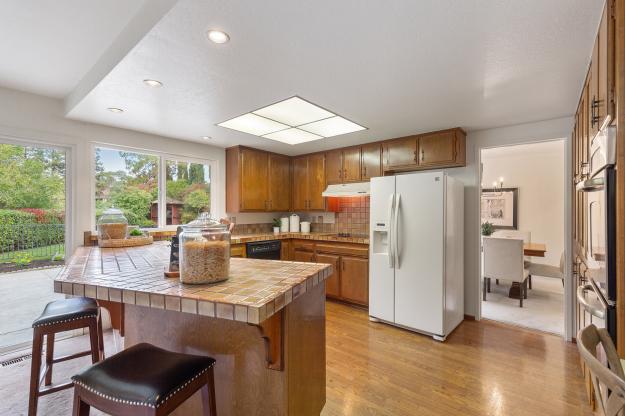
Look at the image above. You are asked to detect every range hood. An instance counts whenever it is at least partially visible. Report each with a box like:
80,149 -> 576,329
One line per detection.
322,182 -> 370,197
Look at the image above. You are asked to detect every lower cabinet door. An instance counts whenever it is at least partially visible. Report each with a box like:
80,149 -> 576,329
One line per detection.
293,250 -> 314,262
340,256 -> 369,306
316,253 -> 340,298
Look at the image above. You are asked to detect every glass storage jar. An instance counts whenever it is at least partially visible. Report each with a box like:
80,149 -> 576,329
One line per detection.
97,208 -> 128,240
179,212 -> 230,284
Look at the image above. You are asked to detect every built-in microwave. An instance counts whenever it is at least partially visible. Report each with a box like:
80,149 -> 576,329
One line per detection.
576,125 -> 616,340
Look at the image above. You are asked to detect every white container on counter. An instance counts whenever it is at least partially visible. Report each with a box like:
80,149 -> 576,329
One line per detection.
280,217 -> 289,232
300,221 -> 311,233
289,214 -> 300,232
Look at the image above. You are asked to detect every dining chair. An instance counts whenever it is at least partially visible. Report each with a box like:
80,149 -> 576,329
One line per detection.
493,230 -> 532,284
482,237 -> 529,307
527,252 -> 565,287
578,324 -> 625,416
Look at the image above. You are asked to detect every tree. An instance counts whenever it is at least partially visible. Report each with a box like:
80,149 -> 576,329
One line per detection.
112,187 -> 154,226
188,163 -> 205,184
182,189 -> 210,223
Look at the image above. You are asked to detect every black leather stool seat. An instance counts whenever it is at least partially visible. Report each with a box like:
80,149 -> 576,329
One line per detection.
72,343 -> 216,409
32,297 -> 99,328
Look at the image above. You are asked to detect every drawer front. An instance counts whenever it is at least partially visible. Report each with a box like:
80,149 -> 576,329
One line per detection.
315,243 -> 368,257
231,244 -> 246,258
292,240 -> 315,252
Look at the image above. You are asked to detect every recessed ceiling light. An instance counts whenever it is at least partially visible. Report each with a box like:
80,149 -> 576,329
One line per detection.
107,107 -> 124,113
207,30 -> 230,44
143,79 -> 163,87
218,113 -> 289,136
201,136 -> 212,140
263,128 -> 323,145
298,116 -> 366,137
216,96 -> 366,145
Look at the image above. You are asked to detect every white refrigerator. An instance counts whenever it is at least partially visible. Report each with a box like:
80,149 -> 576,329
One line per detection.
369,171 -> 464,341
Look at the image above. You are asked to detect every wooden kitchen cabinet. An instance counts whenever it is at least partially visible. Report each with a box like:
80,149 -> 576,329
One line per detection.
316,253 -> 341,298
339,256 -> 369,306
325,147 -> 362,184
268,154 -> 291,211
307,153 -> 326,210
361,142 -> 382,180
325,150 -> 343,185
342,147 -> 362,182
280,240 -> 290,260
240,148 -> 268,210
231,244 -> 246,258
383,135 -> 418,171
417,130 -> 461,167
291,154 -> 326,211
226,146 -> 291,212
293,249 -> 315,263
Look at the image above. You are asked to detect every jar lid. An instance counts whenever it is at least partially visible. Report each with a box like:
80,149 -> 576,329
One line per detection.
102,207 -> 124,216
183,212 -> 227,231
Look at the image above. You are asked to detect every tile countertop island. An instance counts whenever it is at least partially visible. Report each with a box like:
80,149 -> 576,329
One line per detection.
54,242 -> 332,416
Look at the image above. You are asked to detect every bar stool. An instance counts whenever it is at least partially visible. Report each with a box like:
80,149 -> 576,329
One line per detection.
28,297 -> 104,416
71,342 -> 217,416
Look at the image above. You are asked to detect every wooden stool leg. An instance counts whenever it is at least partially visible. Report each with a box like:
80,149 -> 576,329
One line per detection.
201,368 -> 217,416
97,313 -> 105,360
45,333 -> 55,386
72,388 -> 90,416
88,321 -> 100,364
28,328 -> 44,416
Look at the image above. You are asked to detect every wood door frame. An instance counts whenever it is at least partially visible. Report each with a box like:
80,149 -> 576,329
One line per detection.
476,138 -> 573,341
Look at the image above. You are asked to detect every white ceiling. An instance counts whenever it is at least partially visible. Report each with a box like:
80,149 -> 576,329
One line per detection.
0,0 -> 605,155
0,0 -> 148,98
482,140 -> 566,160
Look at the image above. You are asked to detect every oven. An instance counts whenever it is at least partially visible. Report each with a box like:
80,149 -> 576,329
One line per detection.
576,125 -> 617,341
246,240 -> 281,260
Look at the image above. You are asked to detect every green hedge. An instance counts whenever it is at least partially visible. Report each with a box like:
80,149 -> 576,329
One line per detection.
0,210 -> 64,252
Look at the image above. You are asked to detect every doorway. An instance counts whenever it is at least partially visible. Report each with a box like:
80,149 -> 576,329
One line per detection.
0,140 -> 69,353
479,140 -> 566,335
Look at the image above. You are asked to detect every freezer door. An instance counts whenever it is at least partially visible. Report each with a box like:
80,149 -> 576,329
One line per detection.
369,176 -> 396,322
394,172 -> 444,334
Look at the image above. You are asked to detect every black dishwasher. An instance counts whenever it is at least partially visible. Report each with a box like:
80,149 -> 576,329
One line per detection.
246,240 -> 281,260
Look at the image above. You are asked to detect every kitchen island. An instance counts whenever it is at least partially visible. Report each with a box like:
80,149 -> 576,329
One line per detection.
54,242 -> 332,416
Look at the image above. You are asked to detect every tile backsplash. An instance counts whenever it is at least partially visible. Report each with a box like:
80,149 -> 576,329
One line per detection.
231,196 -> 370,236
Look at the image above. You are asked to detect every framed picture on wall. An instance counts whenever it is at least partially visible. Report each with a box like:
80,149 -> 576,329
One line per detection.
480,188 -> 518,230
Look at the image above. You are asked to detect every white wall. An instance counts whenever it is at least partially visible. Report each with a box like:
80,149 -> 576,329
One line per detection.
481,141 -> 565,266
442,116 -> 573,321
0,87 -> 226,252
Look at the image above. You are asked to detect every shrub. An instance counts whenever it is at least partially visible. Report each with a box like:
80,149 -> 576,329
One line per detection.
13,252 -> 32,267
481,222 -> 495,236
0,210 -> 64,252
0,209 -> 36,225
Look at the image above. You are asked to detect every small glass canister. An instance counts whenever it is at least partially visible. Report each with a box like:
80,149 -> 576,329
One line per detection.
179,212 -> 230,284
97,208 -> 128,240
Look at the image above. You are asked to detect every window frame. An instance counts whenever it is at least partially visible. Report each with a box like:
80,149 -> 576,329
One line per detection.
91,143 -> 218,231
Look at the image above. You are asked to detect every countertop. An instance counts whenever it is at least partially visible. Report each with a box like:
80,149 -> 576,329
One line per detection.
231,232 -> 369,245
54,242 -> 332,325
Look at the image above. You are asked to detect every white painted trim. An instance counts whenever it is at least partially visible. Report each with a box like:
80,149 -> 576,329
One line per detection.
90,141 -> 220,229
476,137 -> 572,341
0,134 -> 75,260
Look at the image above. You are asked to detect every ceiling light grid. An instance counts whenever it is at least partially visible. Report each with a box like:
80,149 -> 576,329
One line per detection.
217,96 -> 366,145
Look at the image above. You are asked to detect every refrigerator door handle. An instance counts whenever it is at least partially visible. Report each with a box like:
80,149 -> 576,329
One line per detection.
387,193 -> 395,268
394,193 -> 401,268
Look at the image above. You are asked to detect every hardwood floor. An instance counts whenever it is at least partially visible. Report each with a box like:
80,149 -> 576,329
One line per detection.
323,301 -> 593,416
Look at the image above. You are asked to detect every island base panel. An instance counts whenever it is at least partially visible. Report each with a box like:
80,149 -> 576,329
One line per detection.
124,284 -> 326,416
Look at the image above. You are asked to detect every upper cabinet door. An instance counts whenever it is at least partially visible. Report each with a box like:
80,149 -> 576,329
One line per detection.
240,149 -> 268,210
361,142 -> 381,180
384,136 -> 418,171
292,156 -> 309,211
417,131 -> 456,167
589,38 -> 600,138
268,153 -> 291,211
307,153 -> 326,210
325,150 -> 343,185
598,3 -> 611,128
342,147 -> 362,183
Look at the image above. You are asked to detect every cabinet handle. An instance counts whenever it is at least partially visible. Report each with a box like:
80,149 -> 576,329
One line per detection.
363,165 -> 367,177
342,260 -> 345,272
421,149 -> 425,162
413,150 -> 418,163
591,97 -> 600,127
339,169 -> 342,179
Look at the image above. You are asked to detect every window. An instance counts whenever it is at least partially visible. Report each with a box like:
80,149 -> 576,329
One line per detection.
94,146 -> 213,229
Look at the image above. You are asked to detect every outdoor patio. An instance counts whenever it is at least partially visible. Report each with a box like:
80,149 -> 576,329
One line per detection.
0,267 -> 64,351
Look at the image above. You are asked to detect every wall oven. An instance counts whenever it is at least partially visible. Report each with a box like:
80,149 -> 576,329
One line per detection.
576,125 -> 617,341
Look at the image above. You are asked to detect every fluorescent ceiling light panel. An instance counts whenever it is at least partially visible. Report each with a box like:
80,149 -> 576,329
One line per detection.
217,96 -> 367,145
253,97 -> 334,126
299,116 -> 366,137
218,113 -> 289,136
263,128 -> 323,145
